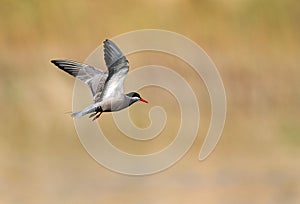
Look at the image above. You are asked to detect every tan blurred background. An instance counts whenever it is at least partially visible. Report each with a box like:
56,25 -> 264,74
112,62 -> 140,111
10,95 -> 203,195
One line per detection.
0,0 -> 299,203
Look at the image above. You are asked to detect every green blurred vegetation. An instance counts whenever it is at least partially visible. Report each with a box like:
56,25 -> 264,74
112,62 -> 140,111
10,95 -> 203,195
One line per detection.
0,0 -> 299,203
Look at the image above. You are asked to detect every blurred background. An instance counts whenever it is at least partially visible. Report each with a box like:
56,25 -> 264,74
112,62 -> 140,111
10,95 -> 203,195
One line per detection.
0,0 -> 299,203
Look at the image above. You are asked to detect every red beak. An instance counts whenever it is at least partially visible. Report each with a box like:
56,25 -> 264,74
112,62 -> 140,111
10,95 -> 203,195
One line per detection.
140,97 -> 148,103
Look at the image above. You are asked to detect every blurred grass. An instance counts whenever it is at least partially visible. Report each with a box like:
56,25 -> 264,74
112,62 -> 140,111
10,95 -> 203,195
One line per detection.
0,0 -> 299,203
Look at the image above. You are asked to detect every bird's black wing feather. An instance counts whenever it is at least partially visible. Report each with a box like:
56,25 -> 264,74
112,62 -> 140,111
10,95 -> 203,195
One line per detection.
51,60 -> 103,82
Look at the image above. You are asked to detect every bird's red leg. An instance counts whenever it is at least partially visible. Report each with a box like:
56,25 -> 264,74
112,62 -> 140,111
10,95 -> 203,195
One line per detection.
92,111 -> 102,121
89,112 -> 97,118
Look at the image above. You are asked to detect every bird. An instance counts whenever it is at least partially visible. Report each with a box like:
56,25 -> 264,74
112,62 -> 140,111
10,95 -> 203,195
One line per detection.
51,39 -> 148,121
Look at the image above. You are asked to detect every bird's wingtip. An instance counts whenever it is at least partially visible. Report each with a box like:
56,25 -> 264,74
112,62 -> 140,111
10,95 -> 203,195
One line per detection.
50,59 -> 58,65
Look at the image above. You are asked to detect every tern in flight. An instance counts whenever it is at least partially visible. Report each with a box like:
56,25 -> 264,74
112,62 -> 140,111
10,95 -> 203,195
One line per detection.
51,39 -> 148,121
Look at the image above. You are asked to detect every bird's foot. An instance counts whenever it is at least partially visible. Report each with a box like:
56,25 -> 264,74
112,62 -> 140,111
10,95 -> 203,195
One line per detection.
91,112 -> 102,121
89,112 -> 98,118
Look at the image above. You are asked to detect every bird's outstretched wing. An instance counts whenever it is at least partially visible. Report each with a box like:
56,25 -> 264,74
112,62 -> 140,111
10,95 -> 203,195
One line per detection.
51,60 -> 108,102
99,39 -> 129,101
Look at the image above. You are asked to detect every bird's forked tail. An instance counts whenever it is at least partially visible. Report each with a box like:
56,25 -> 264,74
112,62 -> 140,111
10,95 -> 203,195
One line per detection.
71,103 -> 102,118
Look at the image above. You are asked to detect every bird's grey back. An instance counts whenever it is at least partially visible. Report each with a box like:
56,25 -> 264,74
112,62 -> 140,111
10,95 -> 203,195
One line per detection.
91,73 -> 108,102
